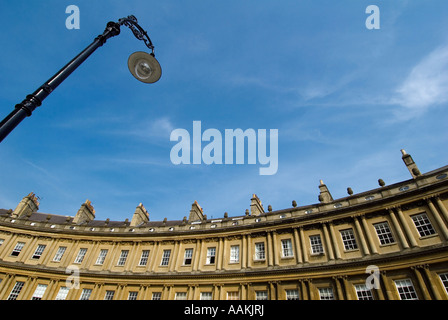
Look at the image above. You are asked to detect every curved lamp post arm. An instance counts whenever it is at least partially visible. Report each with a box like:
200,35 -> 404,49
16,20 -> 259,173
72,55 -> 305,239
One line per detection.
119,15 -> 156,55
0,15 -> 160,143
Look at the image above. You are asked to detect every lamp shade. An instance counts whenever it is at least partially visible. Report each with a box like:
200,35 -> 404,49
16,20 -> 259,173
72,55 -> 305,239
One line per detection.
127,51 -> 162,83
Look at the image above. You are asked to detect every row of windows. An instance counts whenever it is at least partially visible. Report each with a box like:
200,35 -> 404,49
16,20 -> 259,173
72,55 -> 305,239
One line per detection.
0,213 -> 439,267
6,273 -> 448,300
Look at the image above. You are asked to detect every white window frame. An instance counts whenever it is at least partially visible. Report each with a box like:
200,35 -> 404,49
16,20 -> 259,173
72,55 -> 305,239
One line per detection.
285,289 -> 299,300
340,229 -> 358,251
160,249 -> 171,266
206,247 -> 216,264
183,248 -> 193,265
374,222 -> 395,245
53,246 -> 66,262
128,291 -> 138,300
254,242 -> 265,260
55,287 -> 70,300
318,287 -> 334,300
230,245 -> 240,263
95,249 -> 108,265
281,239 -> 293,257
227,291 -> 239,300
74,248 -> 87,264
31,284 -> 48,300
175,292 -> 187,300
32,244 -> 46,259
411,213 -> 436,237
152,292 -> 162,300
439,273 -> 448,296
79,288 -> 92,300
104,290 -> 115,300
11,242 -> 25,257
354,284 -> 374,300
310,235 -> 324,254
256,290 -> 268,300
200,292 -> 213,300
7,281 -> 25,300
394,279 -> 418,300
117,250 -> 129,266
138,250 -> 150,266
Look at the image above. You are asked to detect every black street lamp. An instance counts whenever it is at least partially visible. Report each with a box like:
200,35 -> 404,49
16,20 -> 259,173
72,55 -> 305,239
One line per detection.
0,15 -> 161,143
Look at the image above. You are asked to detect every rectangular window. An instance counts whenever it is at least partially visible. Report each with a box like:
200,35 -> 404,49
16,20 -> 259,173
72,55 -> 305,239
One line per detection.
281,239 -> 293,257
355,284 -> 374,300
439,273 -> 448,295
394,279 -> 418,300
55,287 -> 70,300
7,281 -> 25,300
285,289 -> 299,300
200,292 -> 213,300
104,290 -> 115,300
230,245 -> 240,263
340,229 -> 358,251
31,284 -> 48,300
152,292 -> 162,300
256,291 -> 268,300
374,222 -> 395,245
79,288 -> 92,300
32,244 -> 46,259
412,213 -> 436,237
139,250 -> 150,266
10,242 -> 25,257
74,248 -> 87,264
117,250 -> 129,266
160,249 -> 171,266
128,291 -> 138,300
53,246 -> 66,262
318,287 -> 334,300
310,235 -> 324,254
254,242 -> 265,260
175,292 -> 187,300
95,249 -> 108,265
206,247 -> 216,264
227,291 -> 239,300
183,248 -> 193,265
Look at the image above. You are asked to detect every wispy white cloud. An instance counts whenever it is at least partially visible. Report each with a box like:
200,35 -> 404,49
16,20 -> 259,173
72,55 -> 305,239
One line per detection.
392,44 -> 448,116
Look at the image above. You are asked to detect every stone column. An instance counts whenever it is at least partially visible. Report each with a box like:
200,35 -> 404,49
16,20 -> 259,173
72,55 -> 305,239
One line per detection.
388,209 -> 410,249
396,207 -> 418,247
353,216 -> 370,255
328,222 -> 341,259
293,228 -> 303,263
299,227 -> 309,262
412,266 -> 431,300
361,215 -> 378,254
322,223 -> 334,260
427,198 -> 448,240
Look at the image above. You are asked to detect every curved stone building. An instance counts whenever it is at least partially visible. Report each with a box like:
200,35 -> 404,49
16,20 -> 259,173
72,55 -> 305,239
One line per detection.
0,150 -> 447,300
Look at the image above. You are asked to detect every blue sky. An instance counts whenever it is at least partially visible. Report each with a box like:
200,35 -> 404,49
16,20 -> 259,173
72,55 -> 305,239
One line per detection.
1,1 -> 447,222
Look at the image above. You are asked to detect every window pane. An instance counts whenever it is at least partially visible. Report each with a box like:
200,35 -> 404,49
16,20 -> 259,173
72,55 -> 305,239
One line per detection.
310,235 -> 324,254
394,279 -> 418,300
286,289 -> 299,300
139,250 -> 150,266
412,213 -> 436,237
53,246 -> 66,262
7,281 -> 25,300
355,284 -> 374,300
374,222 -> 395,245
318,287 -> 334,300
31,284 -> 48,300
161,250 -> 171,266
340,229 -> 358,251
281,239 -> 293,257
